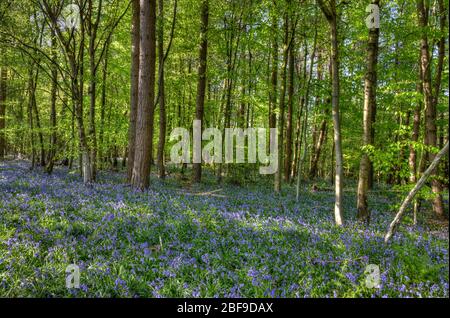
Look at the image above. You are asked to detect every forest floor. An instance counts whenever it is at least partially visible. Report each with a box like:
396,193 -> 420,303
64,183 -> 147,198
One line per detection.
0,160 -> 448,297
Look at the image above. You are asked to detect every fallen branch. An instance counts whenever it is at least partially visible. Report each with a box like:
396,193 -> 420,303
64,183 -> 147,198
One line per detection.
180,188 -> 226,197
384,141 -> 449,243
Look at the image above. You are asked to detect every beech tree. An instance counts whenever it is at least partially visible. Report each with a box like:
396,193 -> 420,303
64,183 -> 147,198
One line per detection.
318,0 -> 344,226
357,0 -> 380,224
0,66 -> 6,158
127,0 -> 140,182
193,0 -> 208,183
416,0 -> 446,219
131,0 -> 157,190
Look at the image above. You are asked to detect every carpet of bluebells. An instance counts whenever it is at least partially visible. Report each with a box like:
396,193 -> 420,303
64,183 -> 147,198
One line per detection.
0,160 -> 448,297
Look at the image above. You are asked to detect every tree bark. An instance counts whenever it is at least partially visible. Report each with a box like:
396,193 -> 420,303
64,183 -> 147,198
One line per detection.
305,36 -> 322,179
193,0 -> 209,183
0,67 -> 6,159
46,30 -> 58,174
284,37 -> 295,183
32,87 -> 45,167
417,0 -> 446,219
274,12 -> 289,193
156,0 -> 166,179
318,0 -> 343,226
408,73 -> 422,183
269,3 -> 278,135
131,0 -> 157,190
27,66 -> 36,169
127,0 -> 140,182
87,0 -> 102,181
98,39 -> 110,171
357,0 -> 379,224
292,43 -> 307,180
217,6 -> 242,183
309,111 -> 329,179
296,90 -> 309,202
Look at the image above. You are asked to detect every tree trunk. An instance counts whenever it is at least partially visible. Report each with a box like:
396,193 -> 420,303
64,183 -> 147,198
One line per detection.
409,73 -> 422,183
28,63 -> 45,167
0,67 -> 6,159
193,0 -> 209,183
73,72 -> 93,184
127,0 -> 140,182
46,30 -> 58,174
357,0 -> 379,224
156,0 -> 166,179
268,4 -> 278,135
305,37 -> 322,179
131,0 -> 157,190
69,99 -> 75,169
284,37 -> 295,183
274,13 -> 289,193
217,8 -> 241,183
98,39 -> 110,171
417,0 -> 445,219
87,0 -> 101,181
309,111 -> 329,179
296,92 -> 309,202
318,0 -> 343,226
27,67 -> 36,169
32,88 -> 45,167
291,43 -> 307,181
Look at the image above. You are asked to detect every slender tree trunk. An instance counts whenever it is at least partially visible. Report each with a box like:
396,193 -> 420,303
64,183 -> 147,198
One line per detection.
218,9 -> 241,183
156,0 -> 166,179
284,37 -> 295,182
409,71 -> 422,183
307,40 -> 324,179
27,66 -> 36,169
87,0 -> 101,180
0,67 -> 6,159
69,100 -> 75,169
127,0 -> 140,182
193,0 -> 209,183
46,30 -> 58,174
28,63 -> 45,167
318,0 -> 343,226
357,0 -> 379,224
32,91 -> 45,167
269,4 -> 278,134
274,13 -> 289,193
291,43 -> 305,180
431,0 -> 446,217
246,50 -> 252,129
417,0 -> 446,219
73,73 -> 93,184
155,0 -> 176,178
131,0 -> 157,190
296,92 -> 309,202
309,111 -> 328,179
76,12 -> 93,183
98,39 -> 110,171
87,4 -> 99,180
